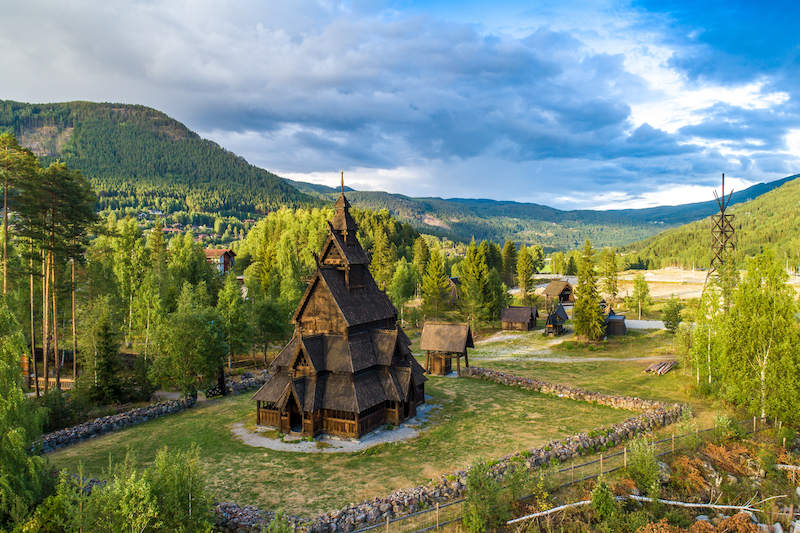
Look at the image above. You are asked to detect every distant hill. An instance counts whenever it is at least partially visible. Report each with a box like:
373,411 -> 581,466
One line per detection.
608,174 -> 800,224
623,175 -> 800,269
285,177 -> 798,252
0,100 -> 318,218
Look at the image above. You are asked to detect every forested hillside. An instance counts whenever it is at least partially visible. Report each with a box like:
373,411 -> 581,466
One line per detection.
623,175 -> 800,269
0,100 -> 318,218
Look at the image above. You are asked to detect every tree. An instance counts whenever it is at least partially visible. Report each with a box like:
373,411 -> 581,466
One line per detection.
690,283 -> 723,386
500,240 -> 517,286
252,298 -> 288,367
485,269 -> 509,321
412,237 -> 430,289
573,240 -> 604,341
421,250 -> 449,319
516,245 -> 534,303
152,283 -> 228,399
0,133 -> 37,295
369,227 -> 396,290
721,251 -> 799,421
147,445 -> 213,532
0,301 -> 46,525
662,295 -> 683,336
550,252 -> 565,275
217,274 -> 254,372
528,245 -> 545,273
78,296 -> 124,403
460,240 -> 489,323
630,273 -> 651,320
389,258 -> 416,306
600,248 -> 619,302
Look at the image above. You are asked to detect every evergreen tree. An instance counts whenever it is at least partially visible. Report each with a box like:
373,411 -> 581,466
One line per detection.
516,245 -> 534,303
662,295 -> 683,336
600,248 -> 619,302
370,227 -> 396,290
486,269 -> 509,320
461,240 -> 489,322
412,236 -> 430,288
421,250 -> 449,319
500,240 -> 517,286
573,240 -> 604,340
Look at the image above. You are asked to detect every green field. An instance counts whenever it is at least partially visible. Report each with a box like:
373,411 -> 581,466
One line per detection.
48,375 -> 635,516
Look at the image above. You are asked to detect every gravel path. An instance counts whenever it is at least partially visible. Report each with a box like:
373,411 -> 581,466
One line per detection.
231,402 -> 437,453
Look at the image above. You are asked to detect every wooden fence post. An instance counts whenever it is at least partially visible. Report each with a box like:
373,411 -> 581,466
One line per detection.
672,434 -> 675,453
386,516 -> 390,533
436,503 -> 439,529
753,416 -> 756,433
624,447 -> 627,469
571,462 -> 575,484
600,454 -> 603,477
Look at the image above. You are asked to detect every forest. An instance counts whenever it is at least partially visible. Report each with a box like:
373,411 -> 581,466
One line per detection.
622,175 -> 800,270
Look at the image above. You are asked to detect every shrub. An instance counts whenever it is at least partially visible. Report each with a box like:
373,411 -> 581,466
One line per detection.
590,480 -> 617,521
463,460 -> 508,532
626,437 -> 658,494
267,510 -> 294,533
713,412 -> 744,441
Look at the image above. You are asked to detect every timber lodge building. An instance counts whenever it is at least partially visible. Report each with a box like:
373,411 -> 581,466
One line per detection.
252,192 -> 427,439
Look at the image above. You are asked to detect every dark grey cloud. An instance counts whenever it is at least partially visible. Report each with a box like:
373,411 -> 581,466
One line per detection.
1,0 -> 798,208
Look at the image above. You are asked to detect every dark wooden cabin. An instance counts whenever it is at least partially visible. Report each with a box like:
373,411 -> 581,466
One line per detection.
543,280 -> 574,304
252,193 -> 427,439
420,322 -> 473,376
500,306 -> 538,331
601,303 -> 627,336
545,304 -> 569,336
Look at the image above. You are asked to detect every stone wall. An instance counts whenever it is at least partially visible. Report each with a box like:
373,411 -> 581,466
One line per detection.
213,367 -> 687,533
39,397 -> 198,454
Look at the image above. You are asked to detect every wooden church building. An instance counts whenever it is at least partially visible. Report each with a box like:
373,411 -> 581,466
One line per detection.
252,190 -> 427,439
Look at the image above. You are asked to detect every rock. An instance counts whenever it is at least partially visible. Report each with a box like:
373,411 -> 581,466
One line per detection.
774,523 -> 785,533
696,515 -> 709,521
744,511 -> 758,523
657,461 -> 672,484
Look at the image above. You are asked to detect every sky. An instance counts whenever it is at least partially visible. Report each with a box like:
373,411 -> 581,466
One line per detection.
1,0 -> 799,210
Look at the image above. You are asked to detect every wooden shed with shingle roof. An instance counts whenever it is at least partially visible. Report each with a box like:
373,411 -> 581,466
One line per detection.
545,304 -> 569,336
252,190 -> 426,439
420,322 -> 473,376
543,280 -> 574,304
500,306 -> 538,331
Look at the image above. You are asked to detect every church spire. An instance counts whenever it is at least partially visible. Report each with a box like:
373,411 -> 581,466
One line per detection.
331,172 -> 357,235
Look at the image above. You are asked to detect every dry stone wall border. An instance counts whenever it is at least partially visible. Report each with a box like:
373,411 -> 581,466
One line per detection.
214,367 -> 687,533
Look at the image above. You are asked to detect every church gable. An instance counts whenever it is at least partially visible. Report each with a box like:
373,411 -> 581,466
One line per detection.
294,274 -> 346,335
320,237 -> 344,266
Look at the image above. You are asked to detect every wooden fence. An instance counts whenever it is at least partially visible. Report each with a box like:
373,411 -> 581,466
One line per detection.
35,378 -> 75,391
351,415 -> 773,533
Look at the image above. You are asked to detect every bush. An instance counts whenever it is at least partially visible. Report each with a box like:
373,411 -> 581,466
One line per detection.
626,437 -> 658,494
267,510 -> 293,533
463,460 -> 508,533
590,480 -> 617,521
713,412 -> 745,441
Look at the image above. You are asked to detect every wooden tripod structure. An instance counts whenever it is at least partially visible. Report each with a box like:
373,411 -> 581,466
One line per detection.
704,173 -> 735,289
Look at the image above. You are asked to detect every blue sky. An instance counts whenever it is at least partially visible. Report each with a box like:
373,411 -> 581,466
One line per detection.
1,0 -> 799,209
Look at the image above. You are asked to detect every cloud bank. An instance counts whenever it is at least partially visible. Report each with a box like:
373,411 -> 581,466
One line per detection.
2,0 -> 799,208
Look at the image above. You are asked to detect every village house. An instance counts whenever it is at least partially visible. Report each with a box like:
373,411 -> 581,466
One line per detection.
500,306 -> 538,331
204,248 -> 236,273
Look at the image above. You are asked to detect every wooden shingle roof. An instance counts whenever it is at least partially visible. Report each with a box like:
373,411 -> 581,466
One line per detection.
419,322 -> 474,353
543,280 -> 572,297
500,306 -> 538,323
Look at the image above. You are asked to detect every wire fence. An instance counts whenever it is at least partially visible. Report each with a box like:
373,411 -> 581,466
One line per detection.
353,416 -> 773,533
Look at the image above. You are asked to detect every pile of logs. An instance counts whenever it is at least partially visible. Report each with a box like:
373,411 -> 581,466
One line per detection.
643,360 -> 676,375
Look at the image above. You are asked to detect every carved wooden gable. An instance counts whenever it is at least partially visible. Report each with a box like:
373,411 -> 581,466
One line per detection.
294,275 -> 345,334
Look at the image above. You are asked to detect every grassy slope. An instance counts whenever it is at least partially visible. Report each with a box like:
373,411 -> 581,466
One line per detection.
48,377 -> 633,515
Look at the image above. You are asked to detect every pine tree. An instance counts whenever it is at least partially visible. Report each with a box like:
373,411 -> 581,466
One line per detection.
573,240 -> 604,340
516,245 -> 534,303
600,248 -> 619,302
421,250 -> 449,319
501,240 -> 517,286
461,240 -> 489,322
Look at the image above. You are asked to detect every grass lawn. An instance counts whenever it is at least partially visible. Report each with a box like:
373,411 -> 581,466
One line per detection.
47,376 -> 635,517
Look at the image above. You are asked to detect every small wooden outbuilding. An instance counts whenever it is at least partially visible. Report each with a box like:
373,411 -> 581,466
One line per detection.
603,307 -> 627,336
500,306 -> 538,331
545,304 -> 569,336
420,322 -> 473,376
543,280 -> 574,304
